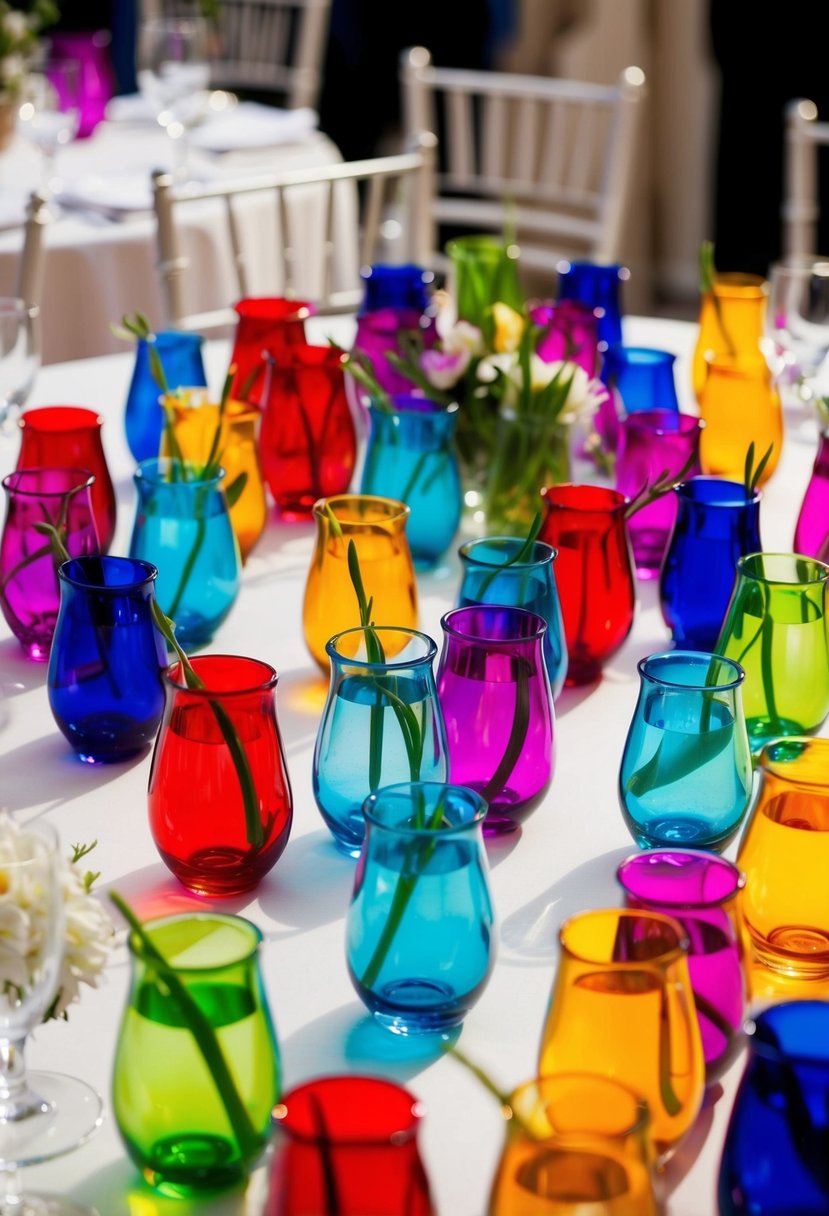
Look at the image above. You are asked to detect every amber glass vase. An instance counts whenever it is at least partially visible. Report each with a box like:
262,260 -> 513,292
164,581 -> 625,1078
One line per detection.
699,355 -> 783,484
691,273 -> 767,404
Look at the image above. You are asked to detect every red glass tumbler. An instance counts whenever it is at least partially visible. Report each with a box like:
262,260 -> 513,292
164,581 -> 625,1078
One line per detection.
228,296 -> 312,405
266,1075 -> 434,1216
148,654 -> 293,896
540,483 -> 636,686
17,405 -> 117,551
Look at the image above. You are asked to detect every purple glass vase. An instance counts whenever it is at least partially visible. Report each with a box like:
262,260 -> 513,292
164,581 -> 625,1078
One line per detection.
794,428 -> 829,558
616,849 -> 747,1083
615,409 -> 703,580
0,468 -> 100,660
48,31 -> 116,139
530,299 -> 599,376
350,307 -> 438,409
436,605 -> 555,835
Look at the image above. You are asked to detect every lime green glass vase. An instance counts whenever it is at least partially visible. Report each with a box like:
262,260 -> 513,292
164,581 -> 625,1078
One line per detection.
112,912 -> 280,1196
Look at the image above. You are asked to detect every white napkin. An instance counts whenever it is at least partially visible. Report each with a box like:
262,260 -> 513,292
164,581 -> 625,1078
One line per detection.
104,92 -> 159,124
188,102 -> 318,153
55,171 -> 156,216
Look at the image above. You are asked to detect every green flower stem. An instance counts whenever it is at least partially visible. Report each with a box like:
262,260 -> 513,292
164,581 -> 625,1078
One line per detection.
109,891 -> 263,1160
442,1045 -> 535,1138
623,449 -> 699,521
476,513 -> 542,601
481,656 -> 531,805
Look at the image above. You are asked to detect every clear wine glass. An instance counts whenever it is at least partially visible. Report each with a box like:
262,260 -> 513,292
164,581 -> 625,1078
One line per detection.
766,256 -> 829,438
15,62 -> 81,192
0,818 -> 103,1215
0,298 -> 40,435
137,16 -> 211,180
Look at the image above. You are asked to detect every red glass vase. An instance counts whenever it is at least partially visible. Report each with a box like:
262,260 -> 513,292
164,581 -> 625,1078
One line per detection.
259,343 -> 357,521
17,405 -> 117,552
539,483 -> 636,686
228,296 -> 312,405
148,654 -> 293,896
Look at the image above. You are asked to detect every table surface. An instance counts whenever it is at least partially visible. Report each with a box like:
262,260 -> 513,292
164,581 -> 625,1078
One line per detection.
1,313 -> 825,1216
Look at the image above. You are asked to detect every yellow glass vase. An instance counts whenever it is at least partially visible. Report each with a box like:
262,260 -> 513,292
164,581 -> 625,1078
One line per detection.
161,390 -> 268,563
691,273 -> 768,404
302,493 -> 419,672
698,355 -> 783,484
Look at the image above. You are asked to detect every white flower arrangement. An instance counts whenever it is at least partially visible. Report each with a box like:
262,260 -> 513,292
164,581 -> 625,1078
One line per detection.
0,813 -> 113,1021
0,0 -> 58,101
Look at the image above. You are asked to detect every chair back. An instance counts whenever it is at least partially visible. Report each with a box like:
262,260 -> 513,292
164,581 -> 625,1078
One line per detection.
783,98 -> 829,256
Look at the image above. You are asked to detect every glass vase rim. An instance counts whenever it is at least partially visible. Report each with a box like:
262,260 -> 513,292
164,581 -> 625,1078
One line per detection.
540,482 -> 627,514
676,475 -> 761,507
707,271 -> 768,296
637,650 -> 745,691
163,389 -> 259,424
620,408 -> 703,436
604,343 -> 677,366
556,257 -> 628,278
143,329 -> 204,349
19,405 -> 104,433
374,395 -> 459,418
133,456 -> 225,489
505,1072 -> 650,1141
125,910 -> 263,970
2,467 -> 95,497
735,551 -> 829,585
458,535 -> 558,568
360,260 -> 435,282
440,603 -> 547,644
233,295 -> 313,322
362,780 -> 488,834
745,1000 -> 829,1068
757,734 -> 829,784
558,907 -> 690,964
164,653 -> 278,695
58,555 -> 158,592
273,1073 -> 423,1145
326,626 -> 437,669
446,233 -> 518,257
615,849 -> 746,908
312,493 -> 410,526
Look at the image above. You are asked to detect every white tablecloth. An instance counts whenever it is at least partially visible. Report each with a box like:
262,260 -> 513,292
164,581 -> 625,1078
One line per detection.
0,109 -> 346,366
1,314 -> 825,1215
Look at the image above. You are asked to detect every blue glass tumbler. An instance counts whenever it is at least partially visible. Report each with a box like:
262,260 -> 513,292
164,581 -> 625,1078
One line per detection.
618,651 -> 753,851
718,1000 -> 829,1215
659,477 -> 762,651
456,536 -> 568,700
345,781 -> 496,1034
556,259 -> 627,350
601,345 -> 681,417
359,396 -> 462,569
128,458 -> 241,646
47,555 -> 167,763
313,626 -> 449,858
359,263 -> 436,314
124,331 -> 207,463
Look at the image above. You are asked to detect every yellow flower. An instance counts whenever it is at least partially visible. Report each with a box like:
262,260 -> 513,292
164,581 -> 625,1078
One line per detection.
491,303 -> 525,354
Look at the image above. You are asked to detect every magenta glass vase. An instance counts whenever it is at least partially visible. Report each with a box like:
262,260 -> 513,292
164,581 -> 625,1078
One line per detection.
794,428 -> 829,558
436,605 -> 555,835
615,409 -> 704,580
48,30 -> 115,139
530,298 -> 599,376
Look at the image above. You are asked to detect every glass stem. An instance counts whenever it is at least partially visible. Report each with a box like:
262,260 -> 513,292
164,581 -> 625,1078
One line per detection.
0,1035 -> 50,1123
0,1164 -> 26,1214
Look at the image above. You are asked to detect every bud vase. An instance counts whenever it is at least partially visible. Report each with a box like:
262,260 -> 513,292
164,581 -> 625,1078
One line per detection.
601,345 -> 681,418
313,627 -> 447,857
794,427 -> 829,558
0,468 -> 99,661
359,396 -> 461,569
351,307 -> 438,401
691,272 -> 767,404
484,410 -> 571,533
436,605 -> 554,835
228,296 -> 311,404
699,354 -> 783,484
124,330 -> 207,463
346,781 -> 496,1034
148,655 -> 294,895
48,555 -> 166,763
112,911 -> 280,1195
556,259 -> 627,350
359,262 -> 435,313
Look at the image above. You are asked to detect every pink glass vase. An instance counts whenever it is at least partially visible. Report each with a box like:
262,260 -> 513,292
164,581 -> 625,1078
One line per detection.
530,298 -> 599,376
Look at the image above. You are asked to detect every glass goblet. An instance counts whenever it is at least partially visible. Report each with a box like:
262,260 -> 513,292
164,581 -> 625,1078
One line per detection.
0,298 -> 40,434
765,256 -> 829,437
15,62 -> 81,191
137,16 -> 211,180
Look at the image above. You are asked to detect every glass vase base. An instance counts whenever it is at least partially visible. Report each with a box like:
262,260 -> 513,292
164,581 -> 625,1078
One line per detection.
747,717 -> 818,755
136,1132 -> 254,1197
747,927 -> 829,980
56,715 -> 158,765
158,846 -> 280,897
0,1073 -> 103,1170
623,814 -> 741,855
367,980 -> 467,1036
21,639 -> 52,663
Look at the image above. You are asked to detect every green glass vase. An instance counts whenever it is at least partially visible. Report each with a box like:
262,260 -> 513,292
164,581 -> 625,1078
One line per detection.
113,912 -> 280,1196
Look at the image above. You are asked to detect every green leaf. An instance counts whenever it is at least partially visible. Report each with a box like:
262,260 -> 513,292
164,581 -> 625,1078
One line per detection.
224,471 -> 248,509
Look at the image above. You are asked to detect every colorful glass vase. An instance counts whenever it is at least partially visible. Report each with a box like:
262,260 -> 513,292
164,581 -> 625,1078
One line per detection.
48,30 -> 115,138
228,296 -> 311,404
691,272 -> 767,405
346,781 -> 496,1034
266,1075 -> 434,1216
124,330 -> 207,464
436,605 -> 554,835
148,654 -> 293,896
736,736 -> 829,979
313,626 -> 448,857
48,555 -> 166,763
488,1074 -> 658,1216
537,908 -> 705,1164
715,553 -> 829,751
360,396 -> 461,569
359,263 -> 435,314
0,468 -> 99,661
128,458 -> 241,647
601,345 -> 681,419
659,476 -> 762,651
259,343 -> 357,521
616,850 -> 747,1083
618,651 -> 753,852
530,298 -> 600,376
302,494 -> 418,673
351,307 -> 439,401
556,260 -> 626,349
794,426 -> 829,558
614,409 -> 703,580
446,234 -> 523,333
17,405 -> 117,552
456,535 -> 568,701
539,484 -> 636,686
718,1001 -> 829,1215
698,354 -> 783,484
112,911 -> 280,1195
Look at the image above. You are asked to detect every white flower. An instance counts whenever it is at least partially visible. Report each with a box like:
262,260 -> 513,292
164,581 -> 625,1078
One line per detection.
2,10 -> 27,39
442,319 -> 485,359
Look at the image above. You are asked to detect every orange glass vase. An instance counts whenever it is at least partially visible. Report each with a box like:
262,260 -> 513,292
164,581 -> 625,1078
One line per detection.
161,389 -> 267,563
698,355 -> 783,484
691,273 -> 768,404
302,494 -> 418,672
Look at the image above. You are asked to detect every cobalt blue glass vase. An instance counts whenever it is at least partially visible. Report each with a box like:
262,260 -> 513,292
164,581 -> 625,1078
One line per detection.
456,536 -> 568,700
359,396 -> 462,569
556,259 -> 626,350
601,345 -> 681,417
313,627 -> 448,858
359,263 -> 435,314
128,458 -> 241,647
346,781 -> 496,1034
124,331 -> 207,463
718,1000 -> 829,1215
47,555 -> 167,762
659,477 -> 762,651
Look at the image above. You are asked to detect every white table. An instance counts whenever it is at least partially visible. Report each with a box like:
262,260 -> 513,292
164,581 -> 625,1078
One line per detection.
0,108 -> 346,366
1,314 -> 825,1216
